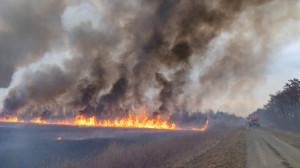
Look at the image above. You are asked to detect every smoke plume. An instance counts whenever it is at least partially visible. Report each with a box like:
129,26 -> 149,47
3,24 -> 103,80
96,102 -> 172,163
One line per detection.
0,0 -> 299,119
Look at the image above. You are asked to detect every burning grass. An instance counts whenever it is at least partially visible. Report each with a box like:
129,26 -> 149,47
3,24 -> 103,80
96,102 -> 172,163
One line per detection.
0,116 -> 24,122
0,113 -> 208,131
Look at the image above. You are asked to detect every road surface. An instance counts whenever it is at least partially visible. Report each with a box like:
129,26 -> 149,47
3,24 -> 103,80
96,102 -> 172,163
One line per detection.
247,128 -> 300,168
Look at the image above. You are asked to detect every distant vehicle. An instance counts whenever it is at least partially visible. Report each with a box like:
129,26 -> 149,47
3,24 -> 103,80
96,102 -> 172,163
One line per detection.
247,114 -> 260,127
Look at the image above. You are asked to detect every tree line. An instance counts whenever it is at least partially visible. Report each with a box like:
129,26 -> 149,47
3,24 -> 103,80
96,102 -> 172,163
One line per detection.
255,78 -> 300,129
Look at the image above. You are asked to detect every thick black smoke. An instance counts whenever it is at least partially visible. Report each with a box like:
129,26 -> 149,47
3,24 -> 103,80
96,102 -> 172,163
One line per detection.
0,0 -> 298,119
0,0 -> 66,87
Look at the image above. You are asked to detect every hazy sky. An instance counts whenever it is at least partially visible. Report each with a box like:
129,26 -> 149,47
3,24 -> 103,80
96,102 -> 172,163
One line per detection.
253,38 -> 300,110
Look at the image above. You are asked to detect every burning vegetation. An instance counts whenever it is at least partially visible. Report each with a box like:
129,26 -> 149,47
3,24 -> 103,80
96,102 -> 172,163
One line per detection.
192,120 -> 209,131
0,116 -> 24,123
0,113 -> 209,131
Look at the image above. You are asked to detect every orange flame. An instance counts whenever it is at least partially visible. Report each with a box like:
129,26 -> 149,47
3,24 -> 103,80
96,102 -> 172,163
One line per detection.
31,117 -> 47,124
192,120 -> 209,131
73,114 -> 177,129
0,114 -> 208,131
0,116 -> 24,123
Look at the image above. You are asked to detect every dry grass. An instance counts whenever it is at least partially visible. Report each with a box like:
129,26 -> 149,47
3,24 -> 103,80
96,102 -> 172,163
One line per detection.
181,127 -> 246,168
264,127 -> 300,150
45,126 -> 234,168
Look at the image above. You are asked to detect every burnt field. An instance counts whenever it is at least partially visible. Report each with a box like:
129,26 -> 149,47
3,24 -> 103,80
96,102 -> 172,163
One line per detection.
0,122 -> 246,168
0,122 -> 195,168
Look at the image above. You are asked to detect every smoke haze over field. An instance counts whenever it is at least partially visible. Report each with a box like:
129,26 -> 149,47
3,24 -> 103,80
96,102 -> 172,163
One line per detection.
0,0 -> 299,118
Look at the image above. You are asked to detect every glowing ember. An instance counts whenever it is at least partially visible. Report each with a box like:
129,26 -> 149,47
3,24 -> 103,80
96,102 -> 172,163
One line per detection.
57,137 -> 62,140
0,114 -> 209,131
192,120 -> 209,131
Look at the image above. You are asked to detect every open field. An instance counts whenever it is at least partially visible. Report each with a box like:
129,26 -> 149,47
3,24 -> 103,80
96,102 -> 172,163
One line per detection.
47,125 -> 246,168
0,122 -> 246,168
182,127 -> 246,168
4,121 -> 300,168
0,122 -> 190,168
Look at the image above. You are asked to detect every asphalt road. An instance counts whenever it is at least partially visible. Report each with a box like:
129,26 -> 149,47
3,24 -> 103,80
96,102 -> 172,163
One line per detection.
247,128 -> 300,168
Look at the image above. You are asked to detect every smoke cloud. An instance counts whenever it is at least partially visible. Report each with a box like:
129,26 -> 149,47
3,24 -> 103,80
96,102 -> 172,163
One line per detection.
0,0 -> 66,87
0,0 -> 299,119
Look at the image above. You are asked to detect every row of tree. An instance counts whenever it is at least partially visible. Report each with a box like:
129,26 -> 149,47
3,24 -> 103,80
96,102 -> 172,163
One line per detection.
170,109 -> 244,128
256,78 -> 300,129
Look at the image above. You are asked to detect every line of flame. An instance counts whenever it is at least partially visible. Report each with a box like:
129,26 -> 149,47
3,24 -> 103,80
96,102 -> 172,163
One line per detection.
0,116 -> 24,123
0,114 -> 208,131
192,120 -> 209,131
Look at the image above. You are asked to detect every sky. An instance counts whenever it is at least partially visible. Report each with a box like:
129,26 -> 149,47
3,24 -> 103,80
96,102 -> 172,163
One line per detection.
253,38 -> 300,110
0,0 -> 299,118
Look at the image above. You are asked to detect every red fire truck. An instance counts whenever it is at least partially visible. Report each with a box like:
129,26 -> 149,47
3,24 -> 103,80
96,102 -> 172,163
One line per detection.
247,114 -> 260,127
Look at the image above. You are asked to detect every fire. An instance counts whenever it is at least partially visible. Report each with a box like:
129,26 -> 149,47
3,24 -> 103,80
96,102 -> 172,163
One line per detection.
31,117 -> 47,124
0,116 -> 24,123
74,115 -> 97,126
192,120 -> 209,131
57,137 -> 62,140
73,114 -> 177,129
0,114 -> 209,131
